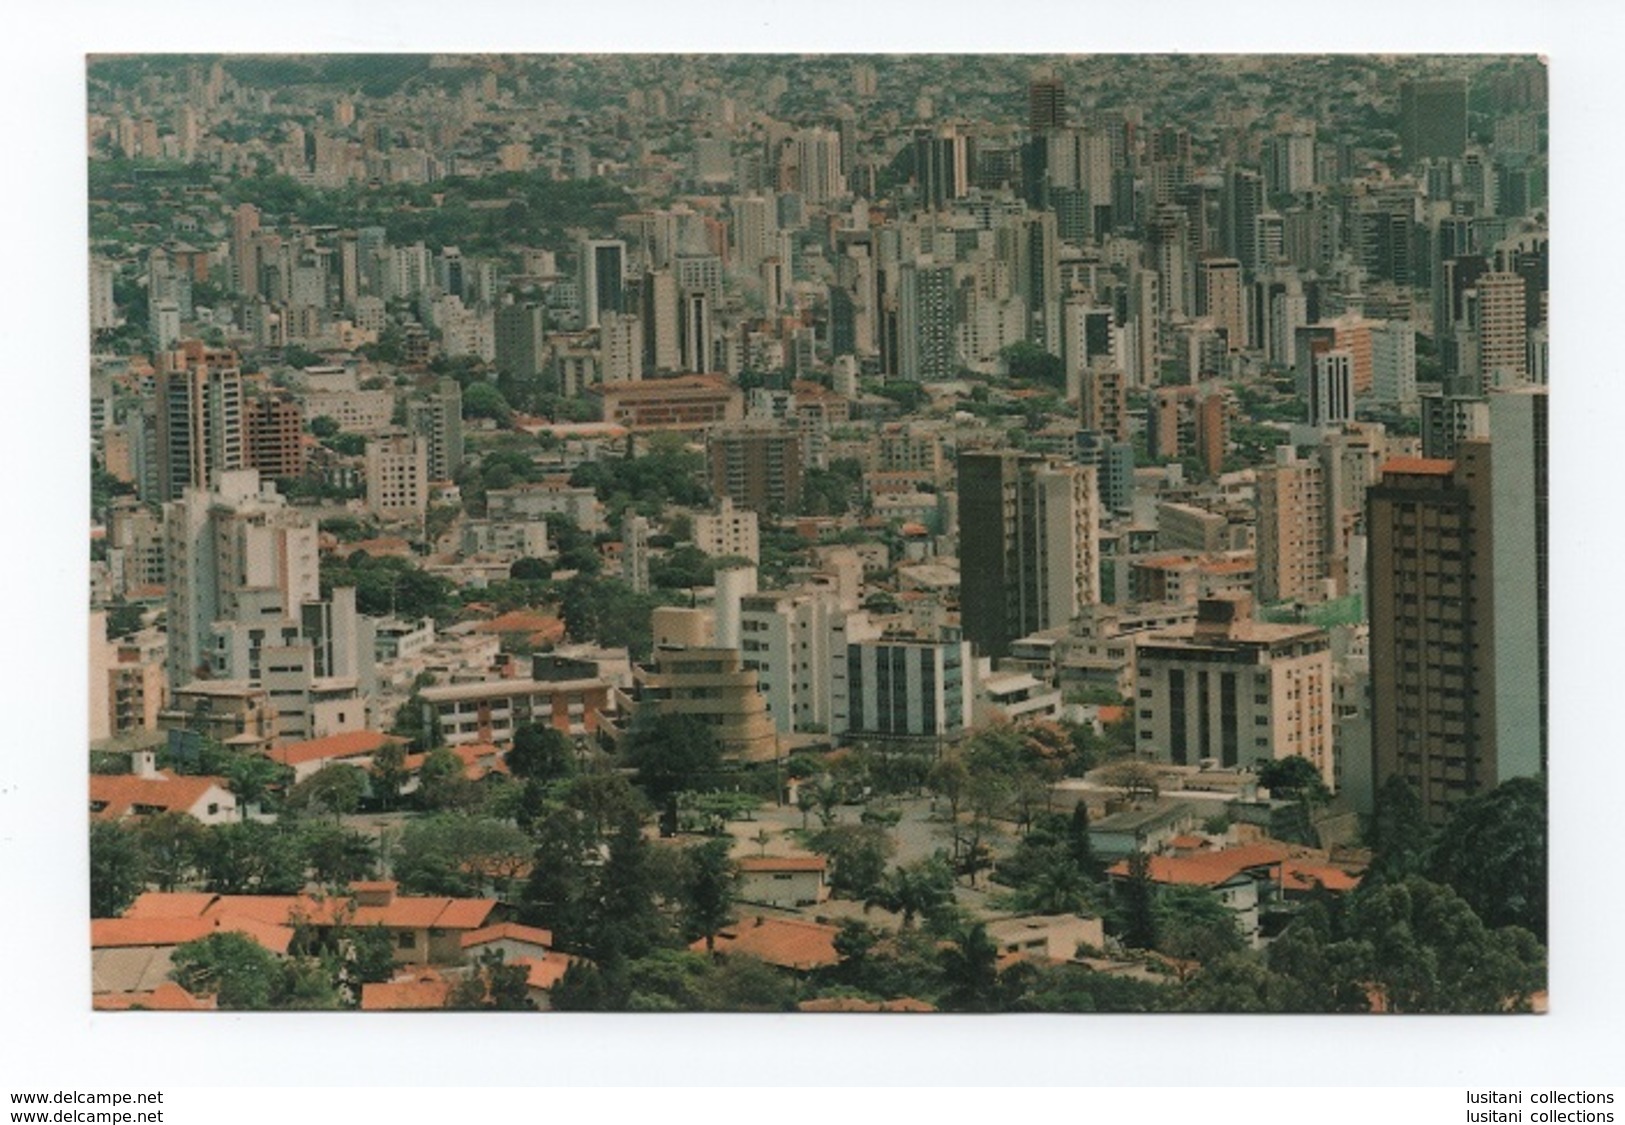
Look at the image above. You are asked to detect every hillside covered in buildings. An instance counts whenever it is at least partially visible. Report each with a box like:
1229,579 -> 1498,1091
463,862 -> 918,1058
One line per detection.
85,53 -> 1547,1013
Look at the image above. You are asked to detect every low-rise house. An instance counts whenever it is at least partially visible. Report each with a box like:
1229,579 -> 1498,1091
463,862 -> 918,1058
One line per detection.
461,922 -> 555,964
700,916 -> 841,972
984,913 -> 1107,963
737,856 -> 829,909
89,752 -> 238,825
93,981 -> 216,1011
111,882 -> 497,966
1105,843 -> 1294,948
360,968 -> 451,1011
513,953 -> 582,1010
1087,800 -> 1200,860
269,729 -> 405,783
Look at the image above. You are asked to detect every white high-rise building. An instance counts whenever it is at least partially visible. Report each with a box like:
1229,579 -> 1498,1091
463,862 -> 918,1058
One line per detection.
1474,271 -> 1528,389
738,586 -> 846,734
365,433 -> 429,521
90,258 -> 117,332
694,496 -> 759,563
600,311 -> 644,384
580,238 -> 627,330
731,194 -> 778,273
1370,322 -> 1418,407
1309,349 -> 1355,428
163,469 -> 319,688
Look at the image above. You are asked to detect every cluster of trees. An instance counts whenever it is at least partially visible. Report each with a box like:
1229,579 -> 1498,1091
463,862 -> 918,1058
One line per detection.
319,552 -> 456,621
1171,775 -> 1548,1013
91,814 -> 382,917
568,436 -> 710,524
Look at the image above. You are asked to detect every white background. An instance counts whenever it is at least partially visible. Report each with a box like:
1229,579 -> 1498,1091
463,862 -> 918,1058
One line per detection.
1,0 -> 1619,1094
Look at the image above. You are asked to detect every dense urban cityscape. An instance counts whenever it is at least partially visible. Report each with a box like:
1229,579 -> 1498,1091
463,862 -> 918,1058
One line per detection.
84,53 -> 1548,1014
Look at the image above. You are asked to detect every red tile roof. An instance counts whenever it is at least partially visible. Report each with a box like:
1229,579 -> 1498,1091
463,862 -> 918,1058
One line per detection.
361,975 -> 451,1011
117,887 -> 495,938
1106,843 -> 1291,888
90,915 -> 293,956
475,611 -> 566,643
461,922 -> 554,950
271,730 -> 404,768
93,982 -> 216,1011
123,892 -> 216,920
1381,457 -> 1454,477
514,954 -> 579,991
1281,862 -> 1362,894
89,772 -> 229,821
702,916 -> 841,971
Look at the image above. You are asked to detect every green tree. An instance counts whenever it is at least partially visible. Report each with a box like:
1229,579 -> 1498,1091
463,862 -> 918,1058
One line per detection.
170,932 -> 283,1009
938,923 -> 1001,1012
682,838 -> 739,953
1001,340 -> 1065,387
394,813 -> 530,898
132,812 -> 203,893
462,381 -> 513,426
284,763 -> 368,819
703,954 -> 796,1011
810,824 -> 893,900
1428,776 -> 1546,940
299,822 -> 379,888
223,753 -> 293,819
868,856 -> 955,929
370,740 -> 409,808
1347,876 -> 1545,1014
416,747 -> 481,812
1180,951 -> 1294,1013
1118,850 -> 1159,950
90,820 -> 146,916
1154,886 -> 1244,970
507,723 -> 576,782
346,924 -> 398,987
195,821 -> 306,894
1264,902 -> 1373,1013
104,600 -> 145,640
1366,775 -> 1434,884
447,948 -> 534,1010
1255,755 -> 1332,804
1008,962 -> 1172,1013
583,816 -> 670,966
627,713 -> 723,836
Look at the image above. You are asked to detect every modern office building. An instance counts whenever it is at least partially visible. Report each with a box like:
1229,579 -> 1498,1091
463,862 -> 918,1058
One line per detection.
244,393 -> 304,481
1308,349 -> 1354,429
579,238 -> 627,329
494,300 -> 547,379
833,630 -> 974,749
631,646 -> 778,762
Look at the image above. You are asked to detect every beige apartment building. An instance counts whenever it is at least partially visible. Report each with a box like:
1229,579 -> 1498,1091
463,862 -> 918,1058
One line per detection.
1134,595 -> 1334,786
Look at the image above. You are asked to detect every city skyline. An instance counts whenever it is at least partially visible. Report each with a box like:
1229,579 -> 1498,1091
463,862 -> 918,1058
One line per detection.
78,48 -> 1553,1020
